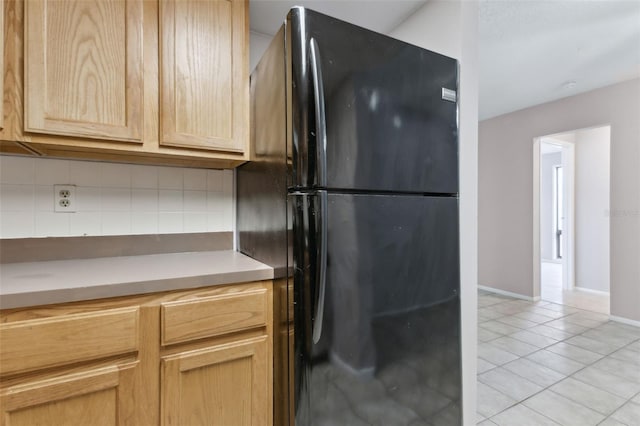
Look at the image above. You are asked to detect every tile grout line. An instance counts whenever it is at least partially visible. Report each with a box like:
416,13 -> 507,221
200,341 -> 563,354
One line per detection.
477,292 -> 640,425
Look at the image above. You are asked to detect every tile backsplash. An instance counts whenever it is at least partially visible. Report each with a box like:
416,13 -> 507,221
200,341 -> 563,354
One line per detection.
0,155 -> 234,239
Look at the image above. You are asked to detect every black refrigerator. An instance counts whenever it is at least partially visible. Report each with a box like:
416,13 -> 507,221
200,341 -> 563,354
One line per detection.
238,8 -> 461,426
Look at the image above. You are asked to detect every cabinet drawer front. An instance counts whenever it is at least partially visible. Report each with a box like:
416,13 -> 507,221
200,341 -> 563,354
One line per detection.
161,289 -> 267,345
0,307 -> 139,376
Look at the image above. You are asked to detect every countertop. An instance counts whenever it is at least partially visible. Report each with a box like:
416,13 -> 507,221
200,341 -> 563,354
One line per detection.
0,250 -> 274,309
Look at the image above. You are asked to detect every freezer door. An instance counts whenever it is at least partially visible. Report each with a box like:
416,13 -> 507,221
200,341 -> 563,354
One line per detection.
289,8 -> 459,194
292,192 -> 461,426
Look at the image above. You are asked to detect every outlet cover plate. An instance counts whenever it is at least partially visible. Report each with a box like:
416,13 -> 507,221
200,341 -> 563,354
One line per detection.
54,185 -> 76,213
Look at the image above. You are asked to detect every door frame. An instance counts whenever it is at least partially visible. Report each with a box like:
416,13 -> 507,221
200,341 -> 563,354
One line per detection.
533,137 -> 575,299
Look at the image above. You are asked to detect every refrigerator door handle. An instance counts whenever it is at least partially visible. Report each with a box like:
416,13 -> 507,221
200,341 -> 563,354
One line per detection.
312,190 -> 328,344
309,38 -> 328,188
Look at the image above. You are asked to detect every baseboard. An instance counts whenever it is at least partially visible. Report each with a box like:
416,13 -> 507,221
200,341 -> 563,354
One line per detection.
609,315 -> 640,328
478,285 -> 540,302
574,286 -> 610,296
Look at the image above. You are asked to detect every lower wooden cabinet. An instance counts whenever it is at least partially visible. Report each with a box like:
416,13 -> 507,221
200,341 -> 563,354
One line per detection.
162,337 -> 269,426
0,306 -> 140,376
0,280 -> 273,426
1,362 -> 139,426
272,278 -> 294,426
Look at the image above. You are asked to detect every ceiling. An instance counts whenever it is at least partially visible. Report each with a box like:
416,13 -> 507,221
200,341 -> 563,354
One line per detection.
249,0 -> 640,121
249,0 -> 426,37
478,0 -> 640,120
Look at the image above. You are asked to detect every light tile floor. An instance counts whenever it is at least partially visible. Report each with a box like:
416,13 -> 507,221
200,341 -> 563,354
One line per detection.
541,262 -> 610,314
477,290 -> 640,426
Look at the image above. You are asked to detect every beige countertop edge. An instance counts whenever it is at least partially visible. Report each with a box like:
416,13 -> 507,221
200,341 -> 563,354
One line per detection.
0,251 -> 275,310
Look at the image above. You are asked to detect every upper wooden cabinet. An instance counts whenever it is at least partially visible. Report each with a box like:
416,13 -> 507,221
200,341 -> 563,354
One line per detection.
0,0 -> 249,168
160,0 -> 247,153
24,0 -> 144,142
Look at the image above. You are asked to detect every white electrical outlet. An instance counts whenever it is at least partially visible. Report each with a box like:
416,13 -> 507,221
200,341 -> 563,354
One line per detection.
54,185 -> 76,212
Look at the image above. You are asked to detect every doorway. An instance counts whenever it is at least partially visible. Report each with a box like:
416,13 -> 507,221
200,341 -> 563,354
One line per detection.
538,138 -> 574,300
533,126 -> 611,314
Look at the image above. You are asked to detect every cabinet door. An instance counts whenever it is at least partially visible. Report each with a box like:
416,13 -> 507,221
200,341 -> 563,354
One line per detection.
0,362 -> 138,426
161,336 -> 270,426
0,0 -> 4,130
24,0 -> 143,142
160,0 -> 248,153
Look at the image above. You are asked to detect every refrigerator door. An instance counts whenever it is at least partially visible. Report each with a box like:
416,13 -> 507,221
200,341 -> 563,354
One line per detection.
289,8 -> 459,194
292,192 -> 461,426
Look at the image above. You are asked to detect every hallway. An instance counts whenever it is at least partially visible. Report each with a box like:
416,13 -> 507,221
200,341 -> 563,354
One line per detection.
541,261 -> 609,314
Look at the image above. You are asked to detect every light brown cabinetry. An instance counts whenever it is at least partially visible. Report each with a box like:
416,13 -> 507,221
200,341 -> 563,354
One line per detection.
0,280 -> 273,426
0,307 -> 139,376
159,283 -> 272,426
0,0 -> 249,168
0,0 -> 4,130
162,337 -> 269,426
2,363 -> 139,426
160,0 -> 247,153
0,306 -> 143,425
273,278 -> 294,426
24,0 -> 144,142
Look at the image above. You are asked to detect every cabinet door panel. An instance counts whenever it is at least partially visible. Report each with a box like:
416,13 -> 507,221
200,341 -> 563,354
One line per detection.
24,0 -> 143,142
1,362 -> 138,426
160,0 -> 248,153
0,0 -> 4,130
161,337 -> 269,426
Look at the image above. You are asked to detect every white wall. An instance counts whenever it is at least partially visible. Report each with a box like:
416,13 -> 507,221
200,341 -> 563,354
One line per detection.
479,78 -> 640,323
0,156 -> 233,238
250,31 -> 272,73
575,126 -> 610,293
391,1 -> 479,424
540,150 -> 562,261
